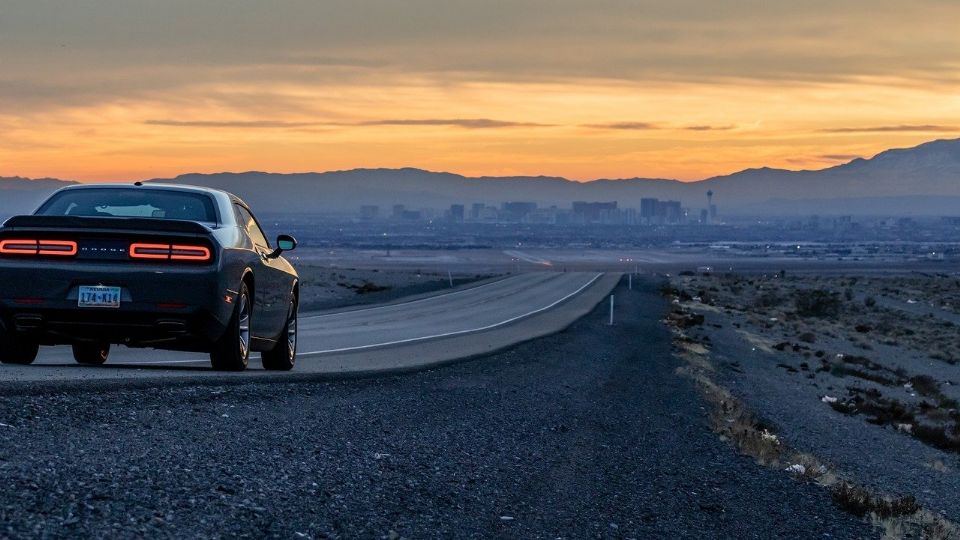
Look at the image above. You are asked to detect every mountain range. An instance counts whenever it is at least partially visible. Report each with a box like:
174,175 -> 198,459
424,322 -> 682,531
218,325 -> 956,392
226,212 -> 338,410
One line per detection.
3,138 -> 960,217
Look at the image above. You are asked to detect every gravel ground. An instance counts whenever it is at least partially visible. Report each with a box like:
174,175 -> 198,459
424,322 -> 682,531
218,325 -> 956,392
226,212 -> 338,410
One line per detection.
0,278 -> 872,538
688,310 -> 960,522
671,272 -> 960,521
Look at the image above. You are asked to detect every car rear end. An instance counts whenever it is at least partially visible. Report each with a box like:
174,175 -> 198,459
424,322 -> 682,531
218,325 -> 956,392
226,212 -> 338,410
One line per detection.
0,206 -> 235,352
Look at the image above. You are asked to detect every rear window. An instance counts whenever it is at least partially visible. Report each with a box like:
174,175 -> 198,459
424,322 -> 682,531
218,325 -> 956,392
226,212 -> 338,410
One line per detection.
36,188 -> 218,223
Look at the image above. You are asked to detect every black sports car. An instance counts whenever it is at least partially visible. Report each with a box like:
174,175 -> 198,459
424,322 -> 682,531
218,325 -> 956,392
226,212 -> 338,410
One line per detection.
0,183 -> 299,371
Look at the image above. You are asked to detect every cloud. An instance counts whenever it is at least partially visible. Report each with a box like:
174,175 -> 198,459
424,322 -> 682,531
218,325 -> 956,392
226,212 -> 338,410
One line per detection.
583,122 -> 735,131
356,118 -> 554,129
582,122 -> 660,130
683,124 -> 736,131
145,118 -> 553,130
145,120 -> 325,128
821,125 -> 959,133
2,0 -> 959,119
818,154 -> 861,161
786,154 -> 863,166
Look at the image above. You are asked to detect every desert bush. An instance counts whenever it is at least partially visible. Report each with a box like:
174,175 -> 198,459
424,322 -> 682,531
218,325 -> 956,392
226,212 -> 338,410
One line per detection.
755,290 -> 784,309
909,375 -> 940,398
831,483 -> 919,518
864,296 -> 877,307
794,289 -> 843,318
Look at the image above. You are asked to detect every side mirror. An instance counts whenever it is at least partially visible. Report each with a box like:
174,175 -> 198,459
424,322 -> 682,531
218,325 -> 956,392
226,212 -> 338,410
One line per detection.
267,234 -> 297,258
276,234 -> 297,251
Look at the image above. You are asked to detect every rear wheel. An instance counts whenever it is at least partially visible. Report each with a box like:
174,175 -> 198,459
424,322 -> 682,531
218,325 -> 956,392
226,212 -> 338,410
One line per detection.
210,282 -> 251,371
72,342 -> 110,365
262,297 -> 297,371
0,330 -> 39,365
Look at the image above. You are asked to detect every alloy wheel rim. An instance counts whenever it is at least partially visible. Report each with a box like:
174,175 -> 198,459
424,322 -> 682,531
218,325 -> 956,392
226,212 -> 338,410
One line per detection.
238,293 -> 250,358
287,305 -> 297,360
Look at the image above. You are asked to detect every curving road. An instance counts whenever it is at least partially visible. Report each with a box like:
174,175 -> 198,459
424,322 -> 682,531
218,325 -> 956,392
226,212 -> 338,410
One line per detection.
1,272 -> 618,384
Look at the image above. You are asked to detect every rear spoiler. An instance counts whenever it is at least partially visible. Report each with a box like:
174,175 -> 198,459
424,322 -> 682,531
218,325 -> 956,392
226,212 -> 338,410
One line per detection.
1,215 -> 213,235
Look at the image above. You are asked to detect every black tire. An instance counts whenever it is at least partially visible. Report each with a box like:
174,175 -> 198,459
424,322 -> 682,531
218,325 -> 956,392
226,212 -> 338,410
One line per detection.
0,330 -> 39,365
210,282 -> 251,371
262,296 -> 297,371
72,342 -> 110,365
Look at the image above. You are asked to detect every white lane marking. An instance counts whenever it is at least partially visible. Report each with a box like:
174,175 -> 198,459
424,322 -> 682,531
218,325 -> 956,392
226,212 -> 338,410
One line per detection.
297,272 -> 602,356
298,274 -> 558,330
299,274 -> 517,320
122,273 -> 601,365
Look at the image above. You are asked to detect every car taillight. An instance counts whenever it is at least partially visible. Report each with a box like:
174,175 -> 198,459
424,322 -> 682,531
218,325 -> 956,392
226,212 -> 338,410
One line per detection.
171,245 -> 211,261
130,243 -> 211,262
0,239 -> 77,256
129,243 -> 171,260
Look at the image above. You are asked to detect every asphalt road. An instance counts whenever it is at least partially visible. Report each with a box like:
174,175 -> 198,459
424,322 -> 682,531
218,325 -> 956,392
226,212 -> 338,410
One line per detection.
0,277 -> 873,538
1,272 -> 616,384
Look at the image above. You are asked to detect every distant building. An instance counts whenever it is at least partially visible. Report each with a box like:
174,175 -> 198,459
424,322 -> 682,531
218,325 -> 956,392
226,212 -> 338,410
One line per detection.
942,217 -> 960,226
477,205 -> 499,222
470,203 -> 485,220
526,206 -> 560,224
501,201 -> 537,221
639,198 -> 682,224
572,201 -> 617,223
706,190 -> 714,224
449,204 -> 465,223
640,198 -> 659,221
659,201 -> 682,224
834,215 -> 853,230
392,204 -> 405,219
359,205 -> 379,220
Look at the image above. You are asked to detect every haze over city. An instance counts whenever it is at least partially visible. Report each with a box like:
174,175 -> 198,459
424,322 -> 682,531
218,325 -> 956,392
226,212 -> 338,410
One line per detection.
2,0 -> 959,182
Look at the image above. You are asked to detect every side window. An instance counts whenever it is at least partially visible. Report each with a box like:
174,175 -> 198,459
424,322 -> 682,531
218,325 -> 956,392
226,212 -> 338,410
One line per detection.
235,204 -> 270,248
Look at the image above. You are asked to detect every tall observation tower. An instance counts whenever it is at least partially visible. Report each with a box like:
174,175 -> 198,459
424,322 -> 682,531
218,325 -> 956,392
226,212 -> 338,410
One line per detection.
706,190 -> 716,224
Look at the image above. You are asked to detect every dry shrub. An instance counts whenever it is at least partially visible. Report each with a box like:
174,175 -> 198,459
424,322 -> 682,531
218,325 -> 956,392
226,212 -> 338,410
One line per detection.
795,289 -> 843,317
831,482 -> 919,519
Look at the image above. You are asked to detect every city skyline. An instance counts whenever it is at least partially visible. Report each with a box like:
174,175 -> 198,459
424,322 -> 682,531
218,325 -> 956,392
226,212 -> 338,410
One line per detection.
2,1 -> 959,182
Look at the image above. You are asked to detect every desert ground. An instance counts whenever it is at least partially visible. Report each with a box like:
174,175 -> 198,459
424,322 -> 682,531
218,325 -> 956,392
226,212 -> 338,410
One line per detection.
666,268 -> 960,537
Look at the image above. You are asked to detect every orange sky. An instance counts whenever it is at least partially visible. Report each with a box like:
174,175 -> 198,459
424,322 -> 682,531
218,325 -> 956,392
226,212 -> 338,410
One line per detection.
1,1 -> 958,182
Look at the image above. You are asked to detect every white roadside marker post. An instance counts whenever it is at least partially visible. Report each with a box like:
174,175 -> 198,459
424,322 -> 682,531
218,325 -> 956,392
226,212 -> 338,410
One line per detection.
608,294 -> 615,326
448,270 -> 453,288
628,273 -> 632,290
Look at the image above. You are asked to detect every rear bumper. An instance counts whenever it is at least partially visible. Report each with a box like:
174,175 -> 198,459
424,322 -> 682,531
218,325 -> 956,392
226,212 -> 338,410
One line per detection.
0,260 -> 237,350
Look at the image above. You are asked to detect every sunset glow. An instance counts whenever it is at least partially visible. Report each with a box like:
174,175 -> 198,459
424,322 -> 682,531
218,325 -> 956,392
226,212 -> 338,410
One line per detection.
1,1 -> 958,182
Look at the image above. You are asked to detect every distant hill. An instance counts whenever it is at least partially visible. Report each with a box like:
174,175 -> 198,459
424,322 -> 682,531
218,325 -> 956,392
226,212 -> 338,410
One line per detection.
0,176 -> 77,218
3,138 -> 960,217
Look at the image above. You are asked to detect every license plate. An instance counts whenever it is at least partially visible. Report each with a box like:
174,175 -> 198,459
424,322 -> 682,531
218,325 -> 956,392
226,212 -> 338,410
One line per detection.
78,286 -> 121,308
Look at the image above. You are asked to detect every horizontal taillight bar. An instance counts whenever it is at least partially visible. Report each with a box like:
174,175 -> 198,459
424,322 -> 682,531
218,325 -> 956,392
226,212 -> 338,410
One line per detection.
0,239 -> 78,256
129,243 -> 211,261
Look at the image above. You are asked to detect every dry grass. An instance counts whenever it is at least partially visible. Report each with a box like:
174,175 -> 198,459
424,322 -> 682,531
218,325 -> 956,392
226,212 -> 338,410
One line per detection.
830,387 -> 960,453
663,299 -> 960,539
677,273 -> 960,366
831,482 -> 919,519
676,272 -> 960,457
